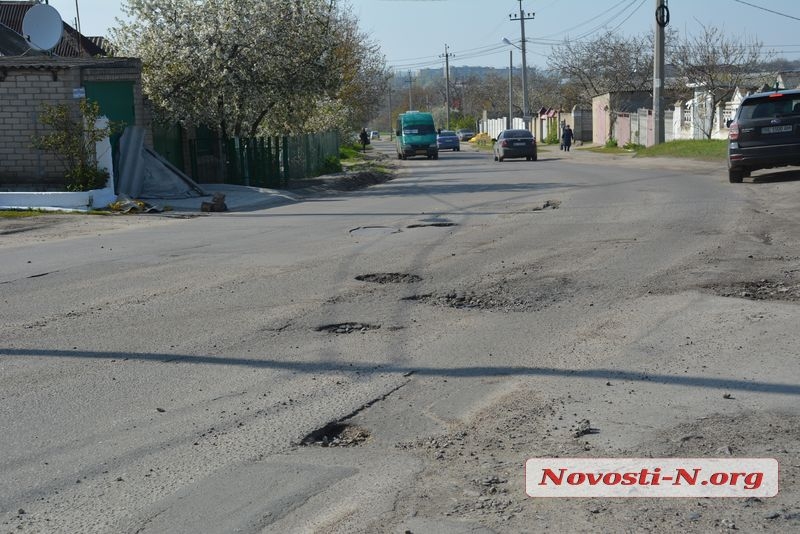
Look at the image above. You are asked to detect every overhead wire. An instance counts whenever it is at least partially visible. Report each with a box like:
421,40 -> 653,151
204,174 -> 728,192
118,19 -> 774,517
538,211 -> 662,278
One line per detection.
387,0 -> 799,72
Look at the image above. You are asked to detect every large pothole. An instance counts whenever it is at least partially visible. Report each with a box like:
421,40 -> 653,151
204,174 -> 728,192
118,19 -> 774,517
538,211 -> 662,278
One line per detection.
300,422 -> 371,447
703,276 -> 800,302
403,276 -> 573,312
315,322 -> 382,334
355,273 -> 422,284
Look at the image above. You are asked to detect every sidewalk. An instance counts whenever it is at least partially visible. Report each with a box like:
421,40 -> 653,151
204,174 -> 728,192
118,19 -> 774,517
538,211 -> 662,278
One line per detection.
147,184 -> 300,213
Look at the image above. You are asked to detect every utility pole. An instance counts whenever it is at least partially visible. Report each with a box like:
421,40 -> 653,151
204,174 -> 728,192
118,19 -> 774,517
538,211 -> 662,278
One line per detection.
74,0 -> 82,34
653,0 -> 669,145
388,78 -> 393,140
508,50 -> 513,130
510,1 -> 534,131
440,44 -> 454,129
406,71 -> 413,110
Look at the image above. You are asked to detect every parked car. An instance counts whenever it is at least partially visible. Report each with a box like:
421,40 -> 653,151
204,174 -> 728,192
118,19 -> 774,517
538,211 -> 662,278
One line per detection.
493,129 -> 537,161
436,130 -> 460,151
728,88 -> 800,183
456,129 -> 475,141
370,130 -> 380,140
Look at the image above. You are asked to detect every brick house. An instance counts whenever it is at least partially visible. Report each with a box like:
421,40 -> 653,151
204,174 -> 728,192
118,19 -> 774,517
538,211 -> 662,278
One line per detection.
0,56 -> 151,191
0,2 -> 151,191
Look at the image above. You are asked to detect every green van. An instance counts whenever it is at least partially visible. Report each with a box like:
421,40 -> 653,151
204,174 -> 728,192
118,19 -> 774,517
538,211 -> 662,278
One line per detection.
395,111 -> 438,160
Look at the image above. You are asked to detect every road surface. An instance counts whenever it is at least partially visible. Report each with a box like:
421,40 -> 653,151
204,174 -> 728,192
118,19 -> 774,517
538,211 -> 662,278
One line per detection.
2,141 -> 799,533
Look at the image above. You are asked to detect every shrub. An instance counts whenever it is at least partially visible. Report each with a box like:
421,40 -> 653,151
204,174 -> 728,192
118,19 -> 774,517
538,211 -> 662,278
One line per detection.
604,138 -> 619,149
623,141 -> 645,151
318,155 -> 342,174
32,100 -> 113,191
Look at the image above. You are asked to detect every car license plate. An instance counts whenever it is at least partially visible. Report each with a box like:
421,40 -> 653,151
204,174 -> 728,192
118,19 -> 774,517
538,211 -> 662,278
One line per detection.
514,142 -> 527,146
762,125 -> 793,134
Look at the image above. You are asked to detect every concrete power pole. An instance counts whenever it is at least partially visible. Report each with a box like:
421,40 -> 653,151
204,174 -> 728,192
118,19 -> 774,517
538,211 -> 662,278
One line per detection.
406,71 -> 413,110
510,1 -> 534,131
508,50 -> 513,130
441,44 -> 454,129
653,0 -> 669,144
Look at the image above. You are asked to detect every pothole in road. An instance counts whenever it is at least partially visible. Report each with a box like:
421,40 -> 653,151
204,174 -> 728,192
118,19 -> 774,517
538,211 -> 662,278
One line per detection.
349,226 -> 401,237
406,222 -> 457,229
403,278 -> 573,312
300,422 -> 371,447
315,322 -> 382,334
355,273 -> 422,284
703,277 -> 800,302
531,199 -> 561,211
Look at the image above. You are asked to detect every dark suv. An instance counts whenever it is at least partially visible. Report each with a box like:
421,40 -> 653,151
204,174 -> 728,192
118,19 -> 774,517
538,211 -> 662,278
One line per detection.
728,88 -> 800,183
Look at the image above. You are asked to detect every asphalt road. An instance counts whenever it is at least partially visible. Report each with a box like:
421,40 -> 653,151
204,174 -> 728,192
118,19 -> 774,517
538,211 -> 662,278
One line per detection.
2,141 -> 799,533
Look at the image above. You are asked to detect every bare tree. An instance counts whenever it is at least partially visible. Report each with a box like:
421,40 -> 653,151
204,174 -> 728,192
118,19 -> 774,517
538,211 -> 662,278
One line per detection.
548,31 -> 653,104
670,24 -> 772,138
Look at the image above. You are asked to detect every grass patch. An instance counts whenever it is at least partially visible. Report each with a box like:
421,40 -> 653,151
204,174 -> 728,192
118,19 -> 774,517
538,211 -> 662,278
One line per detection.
581,139 -> 727,161
340,143 -> 370,161
584,145 -> 632,155
634,139 -> 727,161
0,208 -> 109,218
0,209 -> 44,218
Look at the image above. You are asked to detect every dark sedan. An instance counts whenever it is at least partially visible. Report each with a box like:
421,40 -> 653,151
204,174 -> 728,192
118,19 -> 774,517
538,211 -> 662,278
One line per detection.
437,130 -> 460,151
728,88 -> 800,183
493,129 -> 537,161
456,129 -> 475,141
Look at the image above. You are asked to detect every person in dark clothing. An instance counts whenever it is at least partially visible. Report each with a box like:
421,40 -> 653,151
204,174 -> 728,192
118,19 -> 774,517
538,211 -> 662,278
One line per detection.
359,128 -> 370,152
561,125 -> 574,152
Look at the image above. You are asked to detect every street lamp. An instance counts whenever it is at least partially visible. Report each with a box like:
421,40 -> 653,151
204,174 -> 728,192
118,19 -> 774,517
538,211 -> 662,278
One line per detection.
502,37 -> 528,131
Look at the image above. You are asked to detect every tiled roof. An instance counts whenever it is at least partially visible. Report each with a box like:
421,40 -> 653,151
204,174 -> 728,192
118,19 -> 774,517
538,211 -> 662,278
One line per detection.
0,1 -> 107,57
0,56 -> 138,71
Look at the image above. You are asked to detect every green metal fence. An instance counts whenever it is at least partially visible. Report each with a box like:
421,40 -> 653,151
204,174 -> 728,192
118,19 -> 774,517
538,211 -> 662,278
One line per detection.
283,131 -> 340,181
188,131 -> 339,187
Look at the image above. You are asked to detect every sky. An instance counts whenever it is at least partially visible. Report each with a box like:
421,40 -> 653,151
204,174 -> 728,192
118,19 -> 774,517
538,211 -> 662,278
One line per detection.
46,0 -> 800,71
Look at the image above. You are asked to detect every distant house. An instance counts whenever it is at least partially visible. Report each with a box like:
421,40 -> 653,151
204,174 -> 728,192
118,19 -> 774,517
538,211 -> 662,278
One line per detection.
592,91 -> 654,146
777,70 -> 800,90
0,1 -> 108,57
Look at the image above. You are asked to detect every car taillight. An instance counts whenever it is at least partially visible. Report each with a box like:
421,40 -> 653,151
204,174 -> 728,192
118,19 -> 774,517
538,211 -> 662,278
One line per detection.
501,140 -> 509,147
728,121 -> 739,141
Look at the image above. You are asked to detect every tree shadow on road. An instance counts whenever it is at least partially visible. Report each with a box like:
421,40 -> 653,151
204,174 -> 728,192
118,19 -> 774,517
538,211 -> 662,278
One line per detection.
3,348 -> 798,396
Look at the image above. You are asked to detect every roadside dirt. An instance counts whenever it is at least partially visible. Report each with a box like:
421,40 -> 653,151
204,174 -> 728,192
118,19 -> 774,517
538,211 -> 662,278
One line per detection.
0,213 -> 179,248
388,388 -> 800,533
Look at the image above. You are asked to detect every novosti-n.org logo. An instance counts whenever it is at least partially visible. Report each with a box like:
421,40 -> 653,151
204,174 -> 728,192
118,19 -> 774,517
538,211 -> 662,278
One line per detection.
526,458 -> 779,498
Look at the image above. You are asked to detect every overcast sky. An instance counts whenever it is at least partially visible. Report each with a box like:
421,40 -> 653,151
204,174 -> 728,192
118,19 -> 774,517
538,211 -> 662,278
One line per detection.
48,0 -> 800,71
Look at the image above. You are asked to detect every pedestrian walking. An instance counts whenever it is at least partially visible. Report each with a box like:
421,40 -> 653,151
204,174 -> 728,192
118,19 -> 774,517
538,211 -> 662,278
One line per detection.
359,128 -> 370,152
561,125 -> 574,152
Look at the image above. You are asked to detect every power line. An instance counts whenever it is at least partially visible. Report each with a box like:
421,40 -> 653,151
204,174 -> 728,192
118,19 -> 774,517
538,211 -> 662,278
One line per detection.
732,0 -> 800,22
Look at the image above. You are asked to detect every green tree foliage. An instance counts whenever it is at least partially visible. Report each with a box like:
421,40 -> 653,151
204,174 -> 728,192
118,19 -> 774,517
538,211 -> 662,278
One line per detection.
113,0 -> 389,137
31,100 -> 110,191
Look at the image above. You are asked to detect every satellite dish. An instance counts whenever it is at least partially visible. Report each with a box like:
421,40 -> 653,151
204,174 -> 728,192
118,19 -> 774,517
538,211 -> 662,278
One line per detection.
22,4 -> 64,51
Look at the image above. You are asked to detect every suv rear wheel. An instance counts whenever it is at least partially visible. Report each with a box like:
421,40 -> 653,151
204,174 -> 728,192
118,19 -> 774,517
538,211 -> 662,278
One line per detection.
729,169 -> 744,183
